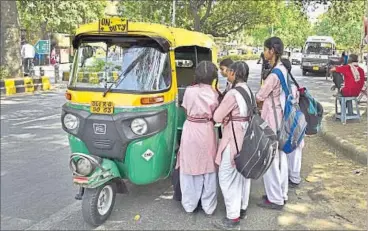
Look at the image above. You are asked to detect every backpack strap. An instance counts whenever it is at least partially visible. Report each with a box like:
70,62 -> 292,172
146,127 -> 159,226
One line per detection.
229,85 -> 254,154
234,86 -> 257,116
272,68 -> 290,96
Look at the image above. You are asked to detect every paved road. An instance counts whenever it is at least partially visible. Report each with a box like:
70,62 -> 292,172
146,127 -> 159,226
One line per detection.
2,61 -> 362,230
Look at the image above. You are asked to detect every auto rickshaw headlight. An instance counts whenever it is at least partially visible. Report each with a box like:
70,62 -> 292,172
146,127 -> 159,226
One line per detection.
76,158 -> 93,176
64,114 -> 79,130
131,118 -> 148,135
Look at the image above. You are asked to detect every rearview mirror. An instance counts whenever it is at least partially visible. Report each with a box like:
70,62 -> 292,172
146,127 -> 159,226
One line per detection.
82,46 -> 94,59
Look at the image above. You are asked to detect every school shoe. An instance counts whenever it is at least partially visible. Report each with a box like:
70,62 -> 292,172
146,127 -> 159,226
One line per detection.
262,195 -> 287,205
240,209 -> 247,219
289,180 -> 300,188
257,198 -> 284,210
213,218 -> 240,230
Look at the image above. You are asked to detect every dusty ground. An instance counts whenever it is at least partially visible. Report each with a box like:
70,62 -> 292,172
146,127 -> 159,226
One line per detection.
324,109 -> 367,155
281,136 -> 367,230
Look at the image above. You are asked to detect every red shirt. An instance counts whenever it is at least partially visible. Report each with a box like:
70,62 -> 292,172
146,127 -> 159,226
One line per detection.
335,65 -> 365,97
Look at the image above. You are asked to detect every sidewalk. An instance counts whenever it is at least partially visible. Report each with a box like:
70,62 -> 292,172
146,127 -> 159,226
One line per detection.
320,110 -> 367,165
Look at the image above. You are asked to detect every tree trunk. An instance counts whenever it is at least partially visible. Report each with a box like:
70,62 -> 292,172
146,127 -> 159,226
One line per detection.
0,0 -> 23,78
193,12 -> 201,31
189,1 -> 201,31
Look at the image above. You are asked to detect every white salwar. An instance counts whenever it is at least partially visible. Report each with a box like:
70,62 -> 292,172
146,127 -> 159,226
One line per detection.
287,146 -> 302,184
262,66 -> 289,205
180,172 -> 217,215
219,145 -> 251,219
262,150 -> 288,205
218,85 -> 251,219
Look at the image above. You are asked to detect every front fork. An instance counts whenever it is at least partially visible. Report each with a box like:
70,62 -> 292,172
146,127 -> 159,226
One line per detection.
75,187 -> 84,200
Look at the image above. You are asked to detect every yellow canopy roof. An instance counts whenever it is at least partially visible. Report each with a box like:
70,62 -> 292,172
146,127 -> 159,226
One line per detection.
75,18 -> 216,49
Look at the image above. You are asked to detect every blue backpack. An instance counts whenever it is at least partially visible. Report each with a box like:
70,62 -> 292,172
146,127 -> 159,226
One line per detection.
271,68 -> 307,154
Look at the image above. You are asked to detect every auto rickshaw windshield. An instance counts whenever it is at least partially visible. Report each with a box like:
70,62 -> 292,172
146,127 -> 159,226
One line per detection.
68,37 -> 171,93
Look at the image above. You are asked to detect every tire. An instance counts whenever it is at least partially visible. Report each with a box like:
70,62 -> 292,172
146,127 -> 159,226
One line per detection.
302,70 -> 307,76
82,182 -> 117,226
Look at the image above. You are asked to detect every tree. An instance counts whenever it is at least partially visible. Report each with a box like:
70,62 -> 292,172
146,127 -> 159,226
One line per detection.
118,0 -> 278,37
245,1 -> 312,48
314,0 -> 365,49
17,0 -> 107,37
1,1 -> 23,78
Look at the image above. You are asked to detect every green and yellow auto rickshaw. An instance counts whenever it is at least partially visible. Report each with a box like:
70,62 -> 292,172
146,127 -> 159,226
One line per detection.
61,17 -> 219,226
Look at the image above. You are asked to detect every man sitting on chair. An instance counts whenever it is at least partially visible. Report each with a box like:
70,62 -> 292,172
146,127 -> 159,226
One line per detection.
330,54 -> 365,114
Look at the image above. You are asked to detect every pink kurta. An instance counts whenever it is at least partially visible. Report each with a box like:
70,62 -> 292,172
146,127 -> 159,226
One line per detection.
256,63 -> 286,133
177,84 -> 219,175
257,63 -> 305,148
214,82 -> 251,167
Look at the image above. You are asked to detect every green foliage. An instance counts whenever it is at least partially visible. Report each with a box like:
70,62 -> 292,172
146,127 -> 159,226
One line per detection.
17,0 -> 107,34
218,54 -> 259,63
117,0 -> 278,37
0,66 -> 10,80
246,2 -> 311,48
314,0 -> 365,49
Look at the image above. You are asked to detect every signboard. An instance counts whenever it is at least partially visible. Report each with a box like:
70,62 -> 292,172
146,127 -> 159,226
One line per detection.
34,40 -> 50,54
99,18 -> 128,33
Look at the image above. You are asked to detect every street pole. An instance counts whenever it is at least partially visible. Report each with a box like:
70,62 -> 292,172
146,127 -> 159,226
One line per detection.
172,0 -> 176,27
361,0 -> 368,63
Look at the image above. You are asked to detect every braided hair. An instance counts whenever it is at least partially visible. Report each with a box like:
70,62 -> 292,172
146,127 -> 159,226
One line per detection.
229,61 -> 250,89
264,37 -> 284,77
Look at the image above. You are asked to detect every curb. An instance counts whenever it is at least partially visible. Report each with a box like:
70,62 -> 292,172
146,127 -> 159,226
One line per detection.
0,76 -> 51,96
319,112 -> 367,165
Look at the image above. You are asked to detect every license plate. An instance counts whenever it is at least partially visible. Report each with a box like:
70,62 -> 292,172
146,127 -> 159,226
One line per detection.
90,101 -> 114,114
313,66 -> 319,71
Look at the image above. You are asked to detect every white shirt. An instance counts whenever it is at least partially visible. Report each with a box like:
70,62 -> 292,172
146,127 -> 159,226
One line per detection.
21,44 -> 35,59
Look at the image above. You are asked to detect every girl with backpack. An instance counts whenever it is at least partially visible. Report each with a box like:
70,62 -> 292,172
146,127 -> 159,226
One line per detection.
212,61 -> 253,230
281,58 -> 305,188
175,61 -> 219,216
255,37 -> 289,210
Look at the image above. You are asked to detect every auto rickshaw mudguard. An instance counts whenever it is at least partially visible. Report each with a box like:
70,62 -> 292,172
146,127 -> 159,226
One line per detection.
73,158 -> 122,189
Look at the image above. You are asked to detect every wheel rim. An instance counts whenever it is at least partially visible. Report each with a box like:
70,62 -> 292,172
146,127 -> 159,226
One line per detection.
97,185 -> 113,216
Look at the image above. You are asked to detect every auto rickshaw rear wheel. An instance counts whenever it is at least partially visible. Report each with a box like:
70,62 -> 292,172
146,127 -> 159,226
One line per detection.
82,181 -> 117,226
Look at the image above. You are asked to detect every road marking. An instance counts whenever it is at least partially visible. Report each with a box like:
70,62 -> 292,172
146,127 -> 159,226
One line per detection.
154,186 -> 174,201
94,221 -> 126,230
13,114 -> 59,126
25,201 -> 81,230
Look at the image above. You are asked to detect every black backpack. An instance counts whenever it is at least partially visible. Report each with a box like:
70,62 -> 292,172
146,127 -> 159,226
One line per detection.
289,75 -> 324,135
231,86 -> 278,180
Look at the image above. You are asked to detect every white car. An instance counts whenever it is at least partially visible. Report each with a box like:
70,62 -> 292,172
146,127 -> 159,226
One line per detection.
291,52 -> 302,65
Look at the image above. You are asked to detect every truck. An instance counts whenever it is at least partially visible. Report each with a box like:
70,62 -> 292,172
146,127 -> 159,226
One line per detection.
301,36 -> 337,76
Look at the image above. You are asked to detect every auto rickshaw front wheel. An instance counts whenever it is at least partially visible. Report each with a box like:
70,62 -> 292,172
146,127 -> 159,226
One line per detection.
82,182 -> 117,226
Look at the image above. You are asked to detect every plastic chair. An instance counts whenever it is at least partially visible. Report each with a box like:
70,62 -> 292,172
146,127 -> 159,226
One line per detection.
335,96 -> 361,124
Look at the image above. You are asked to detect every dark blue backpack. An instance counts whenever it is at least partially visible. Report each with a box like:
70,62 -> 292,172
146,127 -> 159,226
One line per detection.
271,68 -> 307,154
288,74 -> 324,135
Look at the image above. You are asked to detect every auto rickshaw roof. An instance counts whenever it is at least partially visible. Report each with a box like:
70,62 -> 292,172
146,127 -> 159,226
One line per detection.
74,18 -> 216,49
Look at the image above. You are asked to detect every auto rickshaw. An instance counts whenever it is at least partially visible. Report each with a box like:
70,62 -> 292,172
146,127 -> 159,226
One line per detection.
61,17 -> 219,226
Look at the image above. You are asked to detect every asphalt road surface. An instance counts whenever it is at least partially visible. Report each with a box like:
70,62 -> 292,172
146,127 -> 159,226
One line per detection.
2,61 -> 364,230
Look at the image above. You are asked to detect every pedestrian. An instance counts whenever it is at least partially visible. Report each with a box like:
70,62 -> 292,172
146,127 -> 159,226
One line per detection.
212,61 -> 252,230
256,37 -> 288,210
330,54 -> 365,114
219,58 -> 234,95
176,61 -> 219,216
281,58 -> 305,188
21,40 -> 36,75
